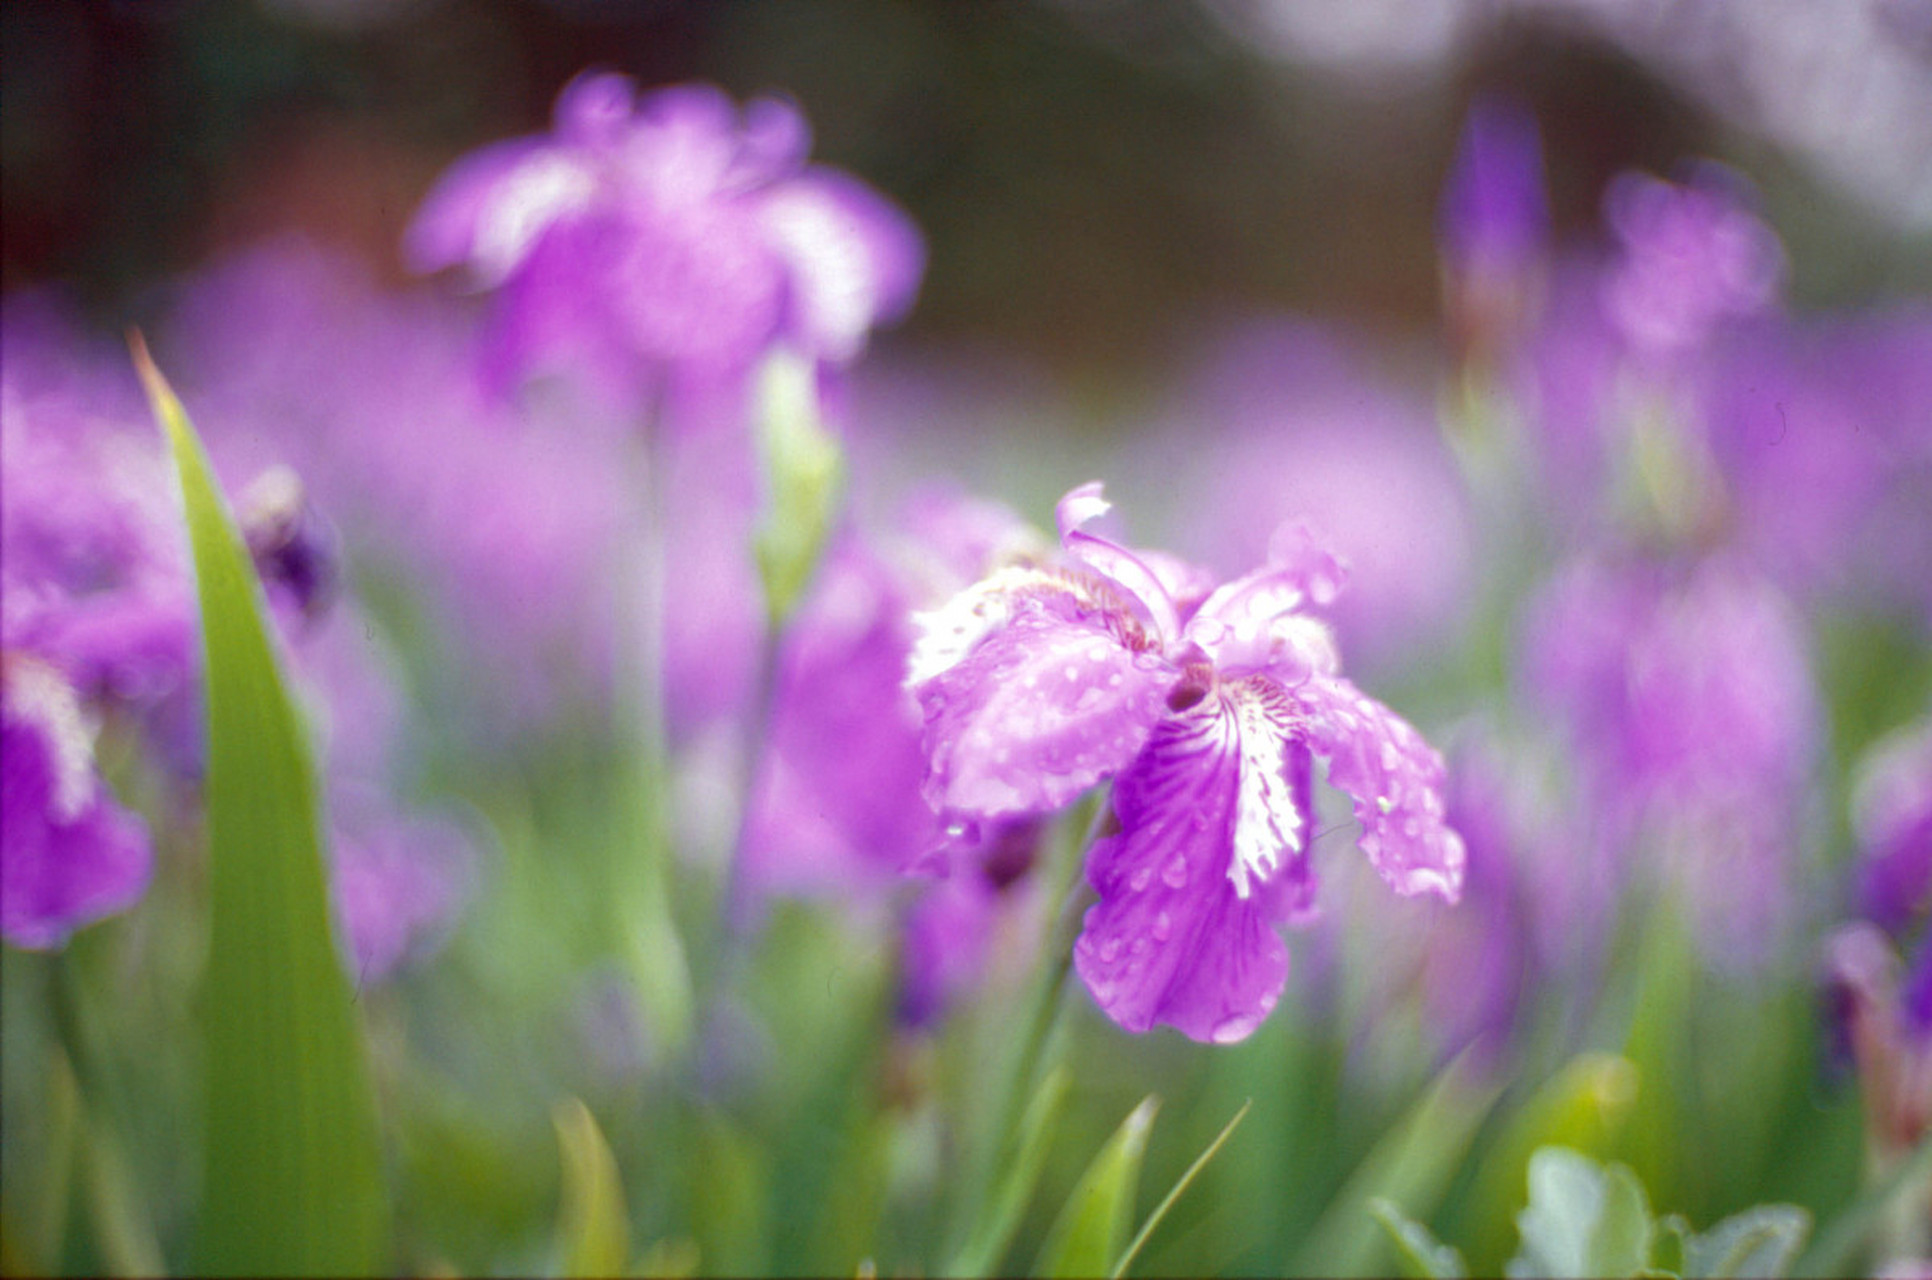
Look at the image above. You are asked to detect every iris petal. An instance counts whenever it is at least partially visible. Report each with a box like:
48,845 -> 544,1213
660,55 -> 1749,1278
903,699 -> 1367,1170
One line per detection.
1295,675 -> 1466,901
915,598 -> 1176,819
1074,689 -> 1302,1043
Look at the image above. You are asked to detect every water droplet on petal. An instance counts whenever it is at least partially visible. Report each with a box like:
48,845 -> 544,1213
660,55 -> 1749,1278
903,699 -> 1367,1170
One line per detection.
1211,1012 -> 1260,1044
1162,857 -> 1189,889
1130,866 -> 1153,892
1151,911 -> 1172,942
1099,936 -> 1123,963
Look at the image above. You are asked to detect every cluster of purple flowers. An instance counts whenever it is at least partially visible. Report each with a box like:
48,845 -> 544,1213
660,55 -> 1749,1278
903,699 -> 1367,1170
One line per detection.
1,302 -> 470,979
9,64 -> 1928,1089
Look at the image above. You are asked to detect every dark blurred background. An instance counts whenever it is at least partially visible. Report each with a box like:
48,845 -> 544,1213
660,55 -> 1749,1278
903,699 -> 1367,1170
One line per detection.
6,0 -> 1930,377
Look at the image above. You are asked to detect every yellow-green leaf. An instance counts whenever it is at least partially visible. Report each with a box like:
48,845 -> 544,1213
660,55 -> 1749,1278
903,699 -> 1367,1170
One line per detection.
552,1100 -> 630,1279
137,339 -> 387,1276
1033,1096 -> 1159,1279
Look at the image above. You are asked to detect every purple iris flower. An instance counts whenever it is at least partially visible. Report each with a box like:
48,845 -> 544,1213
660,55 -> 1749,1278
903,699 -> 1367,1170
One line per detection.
908,483 -> 1465,1043
1,656 -> 154,949
406,73 -> 924,399
1525,554 -> 1819,964
1600,166 -> 1783,359
1853,718 -> 1932,937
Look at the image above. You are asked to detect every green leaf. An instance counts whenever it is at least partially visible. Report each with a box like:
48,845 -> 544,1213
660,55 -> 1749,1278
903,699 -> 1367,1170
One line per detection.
1293,1048 -> 1504,1277
1032,1096 -> 1159,1279
1683,1205 -> 1809,1279
1464,1053 -> 1639,1272
689,1107 -> 768,1277
752,349 -> 844,626
950,1065 -> 1071,1277
1792,1129 -> 1929,1278
137,340 -> 388,1276
1368,1199 -> 1468,1279
1112,1099 -> 1251,1278
552,1100 -> 630,1279
1506,1147 -> 1654,1279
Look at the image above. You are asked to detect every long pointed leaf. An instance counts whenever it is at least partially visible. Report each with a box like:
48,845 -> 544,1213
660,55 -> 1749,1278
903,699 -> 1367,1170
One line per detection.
136,340 -> 387,1276
1033,1096 -> 1159,1279
1111,1099 -> 1251,1279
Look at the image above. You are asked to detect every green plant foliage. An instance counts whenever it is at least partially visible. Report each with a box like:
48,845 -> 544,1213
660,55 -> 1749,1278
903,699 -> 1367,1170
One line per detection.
753,349 -> 845,627
1681,1205 -> 1811,1280
1507,1146 -> 1654,1278
1032,1095 -> 1158,1279
950,1064 -> 1071,1277
137,339 -> 389,1276
552,1099 -> 630,1279
1294,1049 -> 1503,1277
1369,1198 -> 1468,1279
1110,1098 -> 1250,1279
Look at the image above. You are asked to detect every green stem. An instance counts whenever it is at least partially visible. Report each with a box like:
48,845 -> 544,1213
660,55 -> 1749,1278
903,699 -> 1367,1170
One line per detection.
945,796 -> 1100,1274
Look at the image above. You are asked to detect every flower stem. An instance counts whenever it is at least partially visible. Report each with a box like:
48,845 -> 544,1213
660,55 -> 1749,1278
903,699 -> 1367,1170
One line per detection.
944,795 -> 1100,1275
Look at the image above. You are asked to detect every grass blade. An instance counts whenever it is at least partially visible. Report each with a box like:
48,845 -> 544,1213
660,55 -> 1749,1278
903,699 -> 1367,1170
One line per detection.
1110,1098 -> 1251,1278
136,338 -> 388,1276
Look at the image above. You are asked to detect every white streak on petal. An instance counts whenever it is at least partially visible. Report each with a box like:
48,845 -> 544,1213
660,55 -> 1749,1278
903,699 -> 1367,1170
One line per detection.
473,153 -> 598,285
1228,680 -> 1302,899
5,658 -> 96,822
905,565 -> 1063,687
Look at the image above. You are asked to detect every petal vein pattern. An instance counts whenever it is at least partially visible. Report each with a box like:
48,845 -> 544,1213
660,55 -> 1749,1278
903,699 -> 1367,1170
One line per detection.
1074,691 -> 1294,1043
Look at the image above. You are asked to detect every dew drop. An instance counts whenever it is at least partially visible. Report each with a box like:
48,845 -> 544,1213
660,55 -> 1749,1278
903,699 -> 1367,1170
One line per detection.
1151,911 -> 1172,942
1210,1013 -> 1259,1044
1162,857 -> 1189,889
1099,936 -> 1123,963
1130,866 -> 1153,892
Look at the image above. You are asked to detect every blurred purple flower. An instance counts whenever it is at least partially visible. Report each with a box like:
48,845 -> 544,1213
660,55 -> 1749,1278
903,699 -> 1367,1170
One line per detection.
908,483 -> 1464,1043
1439,96 -> 1549,350
1601,167 -> 1784,358
330,792 -> 474,985
1,656 -> 154,949
1,312 -> 197,718
407,73 -> 924,400
1149,322 -> 1475,672
1824,923 -> 1932,1164
164,240 -> 638,728
1525,554 -> 1819,963
735,490 -> 1047,1025
1853,718 -> 1932,937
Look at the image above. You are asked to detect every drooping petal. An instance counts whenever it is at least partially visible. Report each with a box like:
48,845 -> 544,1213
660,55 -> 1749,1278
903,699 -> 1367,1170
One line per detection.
1293,674 -> 1465,901
757,170 -> 926,362
914,596 -> 1177,820
1,660 -> 152,950
1074,688 -> 1301,1043
1054,483 -> 1182,644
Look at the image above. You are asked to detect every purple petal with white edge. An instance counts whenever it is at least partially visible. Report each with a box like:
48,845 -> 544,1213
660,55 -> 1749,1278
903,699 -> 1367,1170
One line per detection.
758,171 -> 926,362
1054,483 -> 1181,644
402,138 -> 554,277
1293,674 -> 1465,901
2,662 -> 152,949
915,598 -> 1176,820
1074,686 -> 1305,1043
